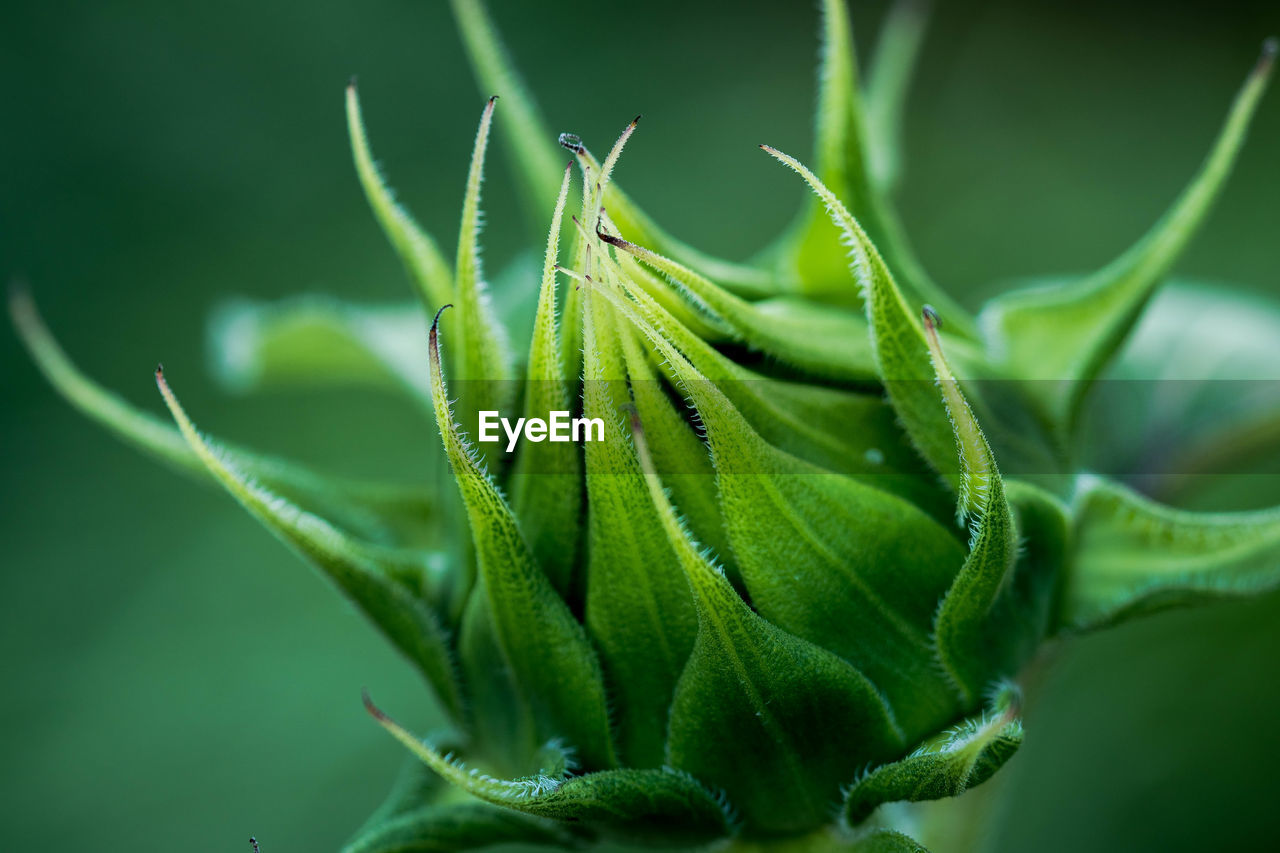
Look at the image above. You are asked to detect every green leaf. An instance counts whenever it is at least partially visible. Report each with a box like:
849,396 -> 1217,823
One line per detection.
980,42 -> 1276,438
845,830 -> 932,852
508,161 -> 581,596
447,0 -> 567,231
427,307 -> 616,770
453,96 -> 517,434
579,289 -> 697,769
843,687 -> 1022,826
153,366 -> 465,722
564,125 -> 778,298
592,281 -> 966,738
617,319 -> 735,578
770,0 -> 973,337
922,309 -> 1019,706
1062,476 -> 1280,630
9,286 -> 437,548
206,295 -> 431,405
588,246 -> 942,514
863,0 -> 931,193
364,696 -> 732,847
599,226 -> 879,382
342,802 -> 573,853
347,82 -> 454,310
631,414 -> 905,836
762,145 -> 960,485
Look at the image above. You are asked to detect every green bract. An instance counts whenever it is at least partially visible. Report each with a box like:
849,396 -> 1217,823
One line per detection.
10,2 -> 1279,850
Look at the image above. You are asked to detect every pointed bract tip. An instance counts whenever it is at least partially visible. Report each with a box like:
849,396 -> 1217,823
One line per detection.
921,304 -> 942,331
622,401 -> 643,436
431,303 -> 453,332
249,838 -> 260,853
155,363 -> 165,379
564,158 -> 574,172
631,114 -> 642,126
1260,37 -> 1279,74
487,94 -> 499,104
361,688 -> 390,722
346,74 -> 358,90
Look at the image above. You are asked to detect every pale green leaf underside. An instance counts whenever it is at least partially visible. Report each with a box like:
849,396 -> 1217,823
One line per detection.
207,295 -> 432,404
1064,476 -> 1280,629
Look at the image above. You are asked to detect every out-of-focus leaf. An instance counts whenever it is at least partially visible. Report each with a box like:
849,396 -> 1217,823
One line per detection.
364,695 -> 732,847
207,296 -> 431,404
453,96 -> 516,435
1082,280 -> 1280,504
599,227 -> 878,383
579,289 -> 697,769
762,145 -> 960,485
864,0 -> 931,192
154,367 -> 465,721
922,308 -> 1018,706
448,0 -> 565,229
1063,476 -> 1280,630
427,308 -> 616,769
347,82 -> 454,309
632,414 -> 904,836
980,43 -> 1276,437
843,687 -> 1022,826
9,286 -> 437,548
770,0 -> 973,337
509,162 -> 581,596
342,802 -> 573,853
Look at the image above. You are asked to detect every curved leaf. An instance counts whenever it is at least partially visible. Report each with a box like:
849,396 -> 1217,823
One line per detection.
1063,476 -> 1280,630
347,82 -> 454,309
843,687 -> 1022,826
364,695 -> 731,846
762,146 -> 962,484
453,96 -> 516,436
632,413 -> 905,836
508,161 -> 581,596
343,802 -> 573,853
922,309 -> 1019,705
9,286 -> 436,548
864,0 -> 931,192
427,308 -> 616,769
154,367 -> 464,721
599,226 -> 878,382
980,41 -> 1276,436
599,279 -> 964,738
207,295 -> 431,405
579,288 -> 697,769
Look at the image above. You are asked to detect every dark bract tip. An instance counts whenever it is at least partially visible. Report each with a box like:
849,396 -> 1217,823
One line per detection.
558,132 -> 584,154
431,304 -> 453,331
921,304 -> 942,330
155,362 -> 165,378
361,688 -> 388,722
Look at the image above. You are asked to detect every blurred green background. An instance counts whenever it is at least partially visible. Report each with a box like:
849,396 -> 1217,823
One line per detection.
3,1 -> 1279,850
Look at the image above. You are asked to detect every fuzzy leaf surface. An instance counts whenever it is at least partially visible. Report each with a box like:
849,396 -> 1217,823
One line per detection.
428,310 -> 615,768
155,369 -> 464,720
632,417 -> 905,836
365,697 -> 731,847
